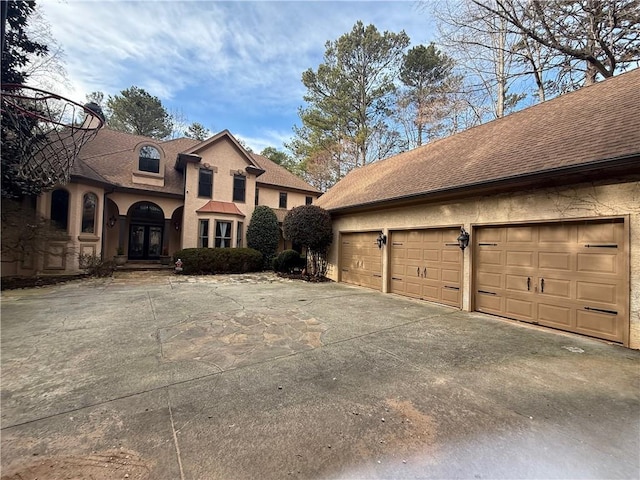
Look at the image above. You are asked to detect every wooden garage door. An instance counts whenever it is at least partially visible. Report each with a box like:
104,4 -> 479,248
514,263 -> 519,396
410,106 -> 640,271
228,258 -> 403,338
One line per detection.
389,228 -> 462,307
340,232 -> 382,291
475,219 -> 628,343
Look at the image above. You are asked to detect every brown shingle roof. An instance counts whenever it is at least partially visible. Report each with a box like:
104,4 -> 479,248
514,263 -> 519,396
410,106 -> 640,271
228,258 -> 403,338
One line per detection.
317,68 -> 640,212
250,153 -> 320,194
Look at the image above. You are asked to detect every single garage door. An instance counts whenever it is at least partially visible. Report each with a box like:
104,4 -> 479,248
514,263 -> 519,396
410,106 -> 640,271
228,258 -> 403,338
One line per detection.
340,232 -> 383,291
474,219 -> 628,343
389,228 -> 463,307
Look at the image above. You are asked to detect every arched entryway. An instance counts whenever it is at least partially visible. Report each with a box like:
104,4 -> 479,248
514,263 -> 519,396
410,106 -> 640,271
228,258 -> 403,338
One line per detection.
128,202 -> 165,260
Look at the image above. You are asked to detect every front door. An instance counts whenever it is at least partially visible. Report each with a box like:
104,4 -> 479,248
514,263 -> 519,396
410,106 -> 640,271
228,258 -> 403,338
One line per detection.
129,225 -> 163,260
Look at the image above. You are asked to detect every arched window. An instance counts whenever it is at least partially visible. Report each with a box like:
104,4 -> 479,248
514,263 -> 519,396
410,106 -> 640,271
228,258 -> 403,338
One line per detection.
139,146 -> 161,173
51,189 -> 69,231
81,192 -> 98,233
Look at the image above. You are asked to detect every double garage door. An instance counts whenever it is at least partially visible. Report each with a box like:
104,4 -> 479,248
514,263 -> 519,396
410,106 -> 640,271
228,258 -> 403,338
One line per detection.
340,219 -> 628,344
475,219 -> 628,344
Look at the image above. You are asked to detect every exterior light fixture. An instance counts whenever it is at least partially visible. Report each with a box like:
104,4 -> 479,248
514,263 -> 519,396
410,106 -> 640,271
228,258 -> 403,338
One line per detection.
174,221 -> 181,231
107,215 -> 117,228
457,227 -> 470,251
376,232 -> 387,249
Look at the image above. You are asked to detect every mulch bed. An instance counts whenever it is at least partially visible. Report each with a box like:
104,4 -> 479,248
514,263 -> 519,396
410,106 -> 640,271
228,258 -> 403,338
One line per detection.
276,273 -> 333,283
1,274 -> 88,291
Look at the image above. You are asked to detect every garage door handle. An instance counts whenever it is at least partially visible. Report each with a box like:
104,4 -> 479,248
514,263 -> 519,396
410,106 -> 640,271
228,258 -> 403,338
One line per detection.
527,277 -> 531,291
584,244 -> 618,248
479,243 -> 498,246
444,286 -> 459,290
373,274 -> 382,278
392,277 -> 402,281
478,290 -> 497,296
540,278 -> 544,293
584,306 -> 618,315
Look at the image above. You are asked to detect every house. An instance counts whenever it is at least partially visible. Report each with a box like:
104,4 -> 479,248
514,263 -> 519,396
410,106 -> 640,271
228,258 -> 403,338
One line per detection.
316,68 -> 640,348
1,129 -> 320,276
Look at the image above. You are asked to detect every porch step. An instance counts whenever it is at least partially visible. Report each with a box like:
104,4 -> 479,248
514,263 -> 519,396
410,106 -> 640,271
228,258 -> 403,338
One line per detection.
115,262 -> 174,272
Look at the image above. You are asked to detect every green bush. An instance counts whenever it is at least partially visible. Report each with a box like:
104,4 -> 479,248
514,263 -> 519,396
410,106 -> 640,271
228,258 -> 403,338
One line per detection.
273,249 -> 306,273
172,248 -> 263,275
247,206 -> 280,269
283,205 -> 333,277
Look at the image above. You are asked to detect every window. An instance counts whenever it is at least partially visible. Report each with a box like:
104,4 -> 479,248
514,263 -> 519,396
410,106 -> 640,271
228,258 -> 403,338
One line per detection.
139,146 -> 161,173
198,168 -> 213,198
233,175 -> 246,202
279,192 -> 288,209
51,189 -> 69,230
199,220 -> 209,248
81,193 -> 97,233
254,187 -> 259,206
305,196 -> 313,205
215,221 -> 232,248
236,222 -> 243,247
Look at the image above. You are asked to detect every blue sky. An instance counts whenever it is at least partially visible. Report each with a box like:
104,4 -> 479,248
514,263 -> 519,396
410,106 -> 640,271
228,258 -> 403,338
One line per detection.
38,0 -> 437,152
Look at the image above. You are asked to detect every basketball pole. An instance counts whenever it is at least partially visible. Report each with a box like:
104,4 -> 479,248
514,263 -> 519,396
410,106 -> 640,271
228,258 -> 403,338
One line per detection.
1,0 -> 7,59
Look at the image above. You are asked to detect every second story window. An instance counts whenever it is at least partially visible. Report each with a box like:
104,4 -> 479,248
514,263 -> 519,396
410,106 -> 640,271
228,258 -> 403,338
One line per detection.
139,146 -> 161,173
279,192 -> 288,209
199,168 -> 213,198
233,174 -> 246,202
305,196 -> 313,205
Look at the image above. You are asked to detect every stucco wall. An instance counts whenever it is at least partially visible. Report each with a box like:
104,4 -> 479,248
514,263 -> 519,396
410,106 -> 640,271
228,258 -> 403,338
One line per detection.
182,140 -> 257,249
326,180 -> 640,348
257,187 -> 315,210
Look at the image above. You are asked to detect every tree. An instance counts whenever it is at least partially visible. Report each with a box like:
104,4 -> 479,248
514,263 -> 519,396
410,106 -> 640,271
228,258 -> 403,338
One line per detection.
260,147 -> 297,172
399,43 -> 456,146
246,206 -> 280,269
185,122 -> 211,141
106,86 -> 172,139
282,205 -> 333,278
472,0 -> 640,87
1,0 -> 49,199
293,21 -> 410,185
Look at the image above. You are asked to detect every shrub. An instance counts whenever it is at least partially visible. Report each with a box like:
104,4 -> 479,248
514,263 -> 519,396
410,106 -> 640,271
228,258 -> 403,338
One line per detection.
247,206 -> 280,269
172,248 -> 262,275
79,253 -> 115,277
273,249 -> 306,273
283,205 -> 333,277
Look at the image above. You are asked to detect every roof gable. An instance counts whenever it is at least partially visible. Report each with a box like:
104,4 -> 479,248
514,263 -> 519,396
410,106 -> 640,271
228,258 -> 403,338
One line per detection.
183,130 -> 264,176
317,68 -> 640,212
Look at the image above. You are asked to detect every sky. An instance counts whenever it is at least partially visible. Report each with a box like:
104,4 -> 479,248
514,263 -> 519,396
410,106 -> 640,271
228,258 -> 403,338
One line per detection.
37,0 -> 437,153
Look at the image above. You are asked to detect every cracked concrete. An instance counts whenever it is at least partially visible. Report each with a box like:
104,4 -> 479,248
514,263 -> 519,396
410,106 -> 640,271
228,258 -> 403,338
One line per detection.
1,271 -> 639,479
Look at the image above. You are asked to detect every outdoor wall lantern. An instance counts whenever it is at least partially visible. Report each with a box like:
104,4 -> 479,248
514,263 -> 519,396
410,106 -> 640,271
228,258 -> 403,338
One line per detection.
376,232 -> 387,249
174,221 -> 181,231
457,227 -> 470,251
107,215 -> 117,228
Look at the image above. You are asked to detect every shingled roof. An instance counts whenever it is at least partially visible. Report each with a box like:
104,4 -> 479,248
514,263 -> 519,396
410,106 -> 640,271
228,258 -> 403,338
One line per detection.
317,68 -> 640,212
251,153 -> 321,194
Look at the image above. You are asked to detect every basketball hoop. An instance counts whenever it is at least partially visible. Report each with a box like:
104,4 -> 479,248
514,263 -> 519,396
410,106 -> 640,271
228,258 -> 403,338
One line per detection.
1,84 -> 105,192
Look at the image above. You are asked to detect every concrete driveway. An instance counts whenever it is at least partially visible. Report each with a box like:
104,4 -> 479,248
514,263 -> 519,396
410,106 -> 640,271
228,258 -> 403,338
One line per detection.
1,272 -> 638,479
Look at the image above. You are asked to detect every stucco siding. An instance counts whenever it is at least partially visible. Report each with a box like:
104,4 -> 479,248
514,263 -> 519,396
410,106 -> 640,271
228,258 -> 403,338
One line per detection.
327,181 -> 640,348
258,187 -> 314,211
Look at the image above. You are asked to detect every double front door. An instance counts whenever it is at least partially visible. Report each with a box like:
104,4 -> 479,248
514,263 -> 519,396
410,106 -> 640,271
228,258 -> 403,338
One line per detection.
129,224 -> 163,260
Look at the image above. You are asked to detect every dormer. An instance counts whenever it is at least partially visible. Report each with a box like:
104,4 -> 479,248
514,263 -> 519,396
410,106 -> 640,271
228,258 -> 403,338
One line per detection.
132,142 -> 166,187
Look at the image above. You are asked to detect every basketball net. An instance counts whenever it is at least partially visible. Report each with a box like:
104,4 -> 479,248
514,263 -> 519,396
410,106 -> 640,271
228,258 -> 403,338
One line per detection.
1,84 -> 105,191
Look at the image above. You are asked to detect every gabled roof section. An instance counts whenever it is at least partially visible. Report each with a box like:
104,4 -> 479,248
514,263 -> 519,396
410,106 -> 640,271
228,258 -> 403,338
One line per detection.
183,129 -> 265,176
196,200 -> 245,216
317,68 -> 640,212
250,153 -> 321,194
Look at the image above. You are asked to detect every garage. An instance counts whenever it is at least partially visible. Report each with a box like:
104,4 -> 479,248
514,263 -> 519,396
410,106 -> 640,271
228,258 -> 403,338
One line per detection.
340,232 -> 383,291
474,219 -> 628,343
389,228 -> 463,307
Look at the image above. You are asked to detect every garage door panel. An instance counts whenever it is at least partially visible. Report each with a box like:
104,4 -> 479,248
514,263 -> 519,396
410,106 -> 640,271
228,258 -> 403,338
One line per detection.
506,250 -> 535,267
442,249 -> 461,263
506,226 -> 535,242
576,281 -> 617,304
442,286 -> 461,305
442,268 -> 460,283
577,252 -> 618,274
474,219 -> 627,344
505,297 -> 535,321
505,274 -> 531,293
576,310 -> 619,340
538,303 -> 572,327
539,252 -> 571,270
424,249 -> 439,261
